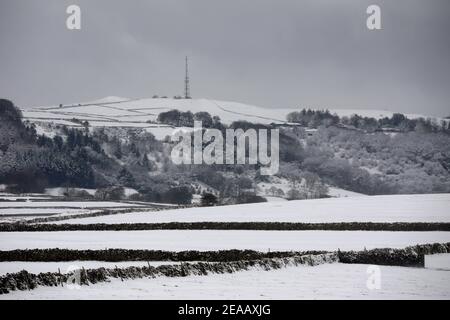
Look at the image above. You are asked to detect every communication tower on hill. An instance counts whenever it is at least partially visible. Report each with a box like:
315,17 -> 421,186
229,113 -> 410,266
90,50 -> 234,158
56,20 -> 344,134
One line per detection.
184,56 -> 191,99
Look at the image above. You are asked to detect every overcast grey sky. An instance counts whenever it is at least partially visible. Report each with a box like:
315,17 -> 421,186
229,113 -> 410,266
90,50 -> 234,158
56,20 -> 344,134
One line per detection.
1,0 -> 449,116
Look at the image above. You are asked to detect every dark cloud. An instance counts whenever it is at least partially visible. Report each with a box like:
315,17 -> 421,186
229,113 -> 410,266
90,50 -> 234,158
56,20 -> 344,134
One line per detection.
1,0 -> 449,116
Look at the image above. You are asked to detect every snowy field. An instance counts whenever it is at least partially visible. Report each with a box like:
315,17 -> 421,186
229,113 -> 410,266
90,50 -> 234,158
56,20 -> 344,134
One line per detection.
0,196 -> 53,201
53,194 -> 450,225
327,187 -> 366,198
1,230 -> 449,252
2,263 -> 449,300
1,192 -> 449,299
425,253 -> 450,271
0,200 -> 145,223
0,208 -> 94,216
0,200 -> 149,223
0,201 -> 142,209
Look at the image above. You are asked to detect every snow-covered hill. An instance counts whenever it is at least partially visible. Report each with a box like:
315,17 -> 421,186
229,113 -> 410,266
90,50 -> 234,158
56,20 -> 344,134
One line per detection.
23,96 -> 449,133
24,97 -> 289,126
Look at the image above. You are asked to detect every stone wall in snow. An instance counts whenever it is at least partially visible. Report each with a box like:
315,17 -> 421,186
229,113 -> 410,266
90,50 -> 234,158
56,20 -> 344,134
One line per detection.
0,253 -> 338,295
338,243 -> 450,266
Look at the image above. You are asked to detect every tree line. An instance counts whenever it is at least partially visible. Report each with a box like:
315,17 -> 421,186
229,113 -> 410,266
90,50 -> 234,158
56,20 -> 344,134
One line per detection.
287,109 -> 450,133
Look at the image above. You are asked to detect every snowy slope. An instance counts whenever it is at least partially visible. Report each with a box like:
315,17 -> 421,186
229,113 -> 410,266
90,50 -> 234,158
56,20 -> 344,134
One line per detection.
23,96 -> 449,130
54,194 -> 450,225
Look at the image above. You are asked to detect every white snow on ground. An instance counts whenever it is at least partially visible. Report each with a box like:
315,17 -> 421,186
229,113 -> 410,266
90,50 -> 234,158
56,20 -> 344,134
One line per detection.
124,188 -> 139,197
327,187 -> 366,198
0,208 -> 93,216
85,121 -> 149,127
0,193 -> 53,201
1,230 -> 449,252
0,261 -> 181,276
2,263 -> 449,300
0,201 -> 142,208
45,188 -> 137,197
258,176 -> 366,200
264,196 -> 288,202
425,253 -> 450,271
86,96 -> 131,104
25,97 -> 448,128
45,188 -> 96,197
144,127 -> 180,140
22,111 -> 104,120
0,200 -> 146,222
55,194 -> 450,225
0,197 -> 53,201
31,122 -> 58,138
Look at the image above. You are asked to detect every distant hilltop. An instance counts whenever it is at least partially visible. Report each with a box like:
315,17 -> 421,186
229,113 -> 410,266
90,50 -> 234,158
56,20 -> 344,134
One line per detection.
22,96 -> 449,128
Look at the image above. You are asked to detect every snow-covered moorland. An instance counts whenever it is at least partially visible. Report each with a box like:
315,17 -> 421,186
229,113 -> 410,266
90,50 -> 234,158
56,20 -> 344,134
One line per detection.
24,96 -> 449,128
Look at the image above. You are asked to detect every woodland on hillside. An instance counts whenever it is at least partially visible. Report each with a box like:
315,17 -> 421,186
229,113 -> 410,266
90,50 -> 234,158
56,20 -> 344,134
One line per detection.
1,99 -> 449,204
